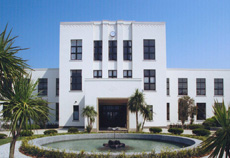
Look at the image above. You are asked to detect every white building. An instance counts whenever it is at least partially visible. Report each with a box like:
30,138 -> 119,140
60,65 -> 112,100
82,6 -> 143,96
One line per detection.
2,21 -> 229,131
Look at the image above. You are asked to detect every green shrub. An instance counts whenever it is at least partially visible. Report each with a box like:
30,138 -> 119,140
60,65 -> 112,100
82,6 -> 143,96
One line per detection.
44,129 -> 58,135
168,128 -> 184,135
202,116 -> 220,129
22,124 -> 40,130
188,124 -> 204,129
86,126 -> 92,133
149,127 -> 162,133
0,133 -> 7,139
192,128 -> 210,136
68,127 -> 79,133
20,130 -> 34,137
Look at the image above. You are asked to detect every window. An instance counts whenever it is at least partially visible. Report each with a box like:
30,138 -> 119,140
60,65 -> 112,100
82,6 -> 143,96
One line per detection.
56,103 -> 59,121
109,41 -> 117,60
38,78 -> 48,96
123,40 -> 132,60
196,78 -> 206,95
108,70 -> 117,78
167,103 -> 170,121
94,41 -> 102,61
214,78 -> 224,96
167,78 -> 170,96
123,70 -> 132,78
56,78 -> 59,96
197,103 -> 206,120
71,40 -> 82,60
71,70 -> 82,90
73,105 -> 79,121
144,40 -> 155,60
144,70 -> 156,90
178,78 -> 187,95
94,70 -> 102,78
147,105 -> 153,121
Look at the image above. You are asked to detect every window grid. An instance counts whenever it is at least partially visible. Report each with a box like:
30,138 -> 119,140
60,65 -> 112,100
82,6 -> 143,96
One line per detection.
167,103 -> 170,121
56,78 -> 59,96
94,41 -> 102,61
73,105 -> 79,121
109,41 -> 117,60
123,70 -> 132,78
38,78 -> 48,96
123,40 -> 132,61
71,70 -> 82,90
108,70 -> 117,78
196,78 -> 206,96
71,40 -> 82,60
144,70 -> 156,90
178,78 -> 188,95
56,103 -> 59,121
144,40 -> 155,60
214,78 -> 224,96
94,70 -> 102,78
167,78 -> 170,96
197,103 -> 206,120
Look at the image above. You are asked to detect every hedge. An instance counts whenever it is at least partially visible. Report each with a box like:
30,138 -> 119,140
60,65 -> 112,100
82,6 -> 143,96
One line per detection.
168,128 -> 184,135
0,133 -> 7,139
192,128 -> 211,136
149,127 -> 162,133
188,124 -> 204,130
44,129 -> 58,135
20,130 -> 34,137
68,127 -> 79,133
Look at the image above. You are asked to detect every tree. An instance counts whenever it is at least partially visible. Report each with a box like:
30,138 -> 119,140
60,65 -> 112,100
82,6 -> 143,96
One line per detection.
128,89 -> 145,132
140,105 -> 152,131
178,96 -> 195,128
0,24 -> 29,99
189,106 -> 196,125
201,102 -> 230,158
1,74 -> 50,158
82,105 -> 97,132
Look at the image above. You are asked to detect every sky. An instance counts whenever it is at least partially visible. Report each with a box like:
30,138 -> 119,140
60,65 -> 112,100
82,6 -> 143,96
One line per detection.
0,0 -> 230,69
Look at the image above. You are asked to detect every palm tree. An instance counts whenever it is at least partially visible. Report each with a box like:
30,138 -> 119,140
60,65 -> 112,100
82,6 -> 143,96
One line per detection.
0,24 -> 29,99
140,105 -> 152,130
1,74 -> 50,158
82,105 -> 97,132
201,102 -> 230,158
128,89 -> 145,132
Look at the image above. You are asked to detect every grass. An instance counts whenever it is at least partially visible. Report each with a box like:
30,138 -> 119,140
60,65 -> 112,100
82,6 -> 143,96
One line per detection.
0,136 -> 27,146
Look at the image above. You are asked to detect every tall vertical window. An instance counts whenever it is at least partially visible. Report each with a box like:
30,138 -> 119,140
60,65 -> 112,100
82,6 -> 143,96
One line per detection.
178,78 -> 187,95
144,70 -> 156,90
94,41 -> 102,61
123,70 -> 132,78
123,40 -> 132,61
109,41 -> 117,60
38,78 -> 48,96
71,70 -> 82,90
167,78 -> 170,96
56,78 -> 59,96
108,70 -> 117,78
167,103 -> 170,121
56,103 -> 59,121
214,78 -> 224,96
144,40 -> 155,60
94,70 -> 102,78
73,105 -> 79,120
197,103 -> 206,120
71,40 -> 82,60
196,78 -> 206,95
147,105 -> 153,121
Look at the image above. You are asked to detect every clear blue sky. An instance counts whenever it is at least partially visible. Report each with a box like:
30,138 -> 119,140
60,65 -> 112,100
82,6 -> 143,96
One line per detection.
1,0 -> 230,69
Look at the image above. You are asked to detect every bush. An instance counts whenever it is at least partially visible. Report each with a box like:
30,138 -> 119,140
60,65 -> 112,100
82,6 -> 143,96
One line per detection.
202,116 -> 220,129
20,130 -> 34,137
68,127 -> 79,133
44,129 -> 58,135
0,133 -> 7,139
46,123 -> 59,129
169,124 -> 189,129
192,128 -> 210,136
86,126 -> 92,133
188,124 -> 204,129
149,127 -> 162,133
168,128 -> 184,135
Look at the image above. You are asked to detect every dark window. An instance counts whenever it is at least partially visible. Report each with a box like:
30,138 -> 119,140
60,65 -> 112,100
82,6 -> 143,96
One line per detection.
94,70 -> 102,78
123,40 -> 132,61
109,41 -> 117,60
144,70 -> 156,90
71,40 -> 82,60
196,78 -> 206,95
71,70 -> 82,90
73,105 -> 79,120
94,41 -> 102,61
147,105 -> 153,121
144,40 -> 155,60
38,78 -> 48,96
214,78 -> 224,96
123,70 -> 132,78
108,70 -> 117,78
56,103 -> 59,121
56,78 -> 59,96
167,103 -> 170,121
167,78 -> 170,96
197,103 -> 206,120
178,78 -> 187,95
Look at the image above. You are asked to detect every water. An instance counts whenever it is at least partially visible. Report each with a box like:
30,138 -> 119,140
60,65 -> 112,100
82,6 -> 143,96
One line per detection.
43,139 -> 187,153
